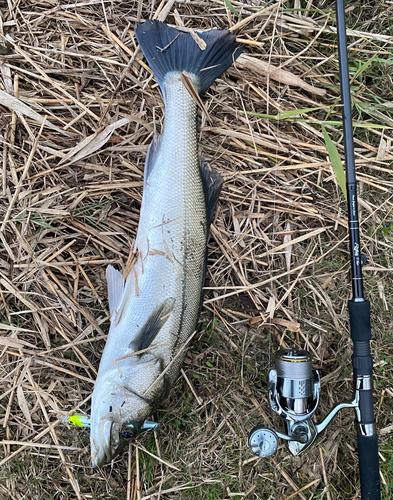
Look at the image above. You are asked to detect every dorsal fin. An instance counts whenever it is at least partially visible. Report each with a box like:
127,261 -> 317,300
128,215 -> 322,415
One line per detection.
129,298 -> 175,352
199,159 -> 224,229
198,161 -> 223,316
106,266 -> 125,318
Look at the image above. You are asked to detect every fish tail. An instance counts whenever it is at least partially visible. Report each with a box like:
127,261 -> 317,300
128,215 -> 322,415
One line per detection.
135,20 -> 243,95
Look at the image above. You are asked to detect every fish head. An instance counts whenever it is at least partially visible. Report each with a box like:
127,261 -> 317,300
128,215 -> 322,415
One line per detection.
90,357 -> 164,467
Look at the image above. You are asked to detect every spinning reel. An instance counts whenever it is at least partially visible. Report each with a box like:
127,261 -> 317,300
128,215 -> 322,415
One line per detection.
248,348 -> 359,458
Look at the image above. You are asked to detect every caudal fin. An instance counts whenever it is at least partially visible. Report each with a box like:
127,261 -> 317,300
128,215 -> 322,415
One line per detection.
135,20 -> 243,95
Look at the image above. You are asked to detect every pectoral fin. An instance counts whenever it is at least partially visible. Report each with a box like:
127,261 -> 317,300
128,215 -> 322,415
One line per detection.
129,298 -> 175,352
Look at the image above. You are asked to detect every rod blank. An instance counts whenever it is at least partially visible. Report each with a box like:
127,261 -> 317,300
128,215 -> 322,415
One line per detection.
335,1 -> 381,499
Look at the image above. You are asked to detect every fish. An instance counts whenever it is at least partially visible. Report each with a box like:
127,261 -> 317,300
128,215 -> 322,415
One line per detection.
90,20 -> 243,467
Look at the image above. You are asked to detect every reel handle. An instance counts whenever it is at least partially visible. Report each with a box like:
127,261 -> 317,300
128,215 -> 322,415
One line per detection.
248,424 -> 309,459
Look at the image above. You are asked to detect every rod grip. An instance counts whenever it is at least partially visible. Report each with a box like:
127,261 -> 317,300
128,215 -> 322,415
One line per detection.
357,434 -> 381,500
348,300 -> 371,342
349,300 -> 373,376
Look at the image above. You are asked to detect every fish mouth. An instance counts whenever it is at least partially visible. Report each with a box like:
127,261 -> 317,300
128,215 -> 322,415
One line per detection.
91,418 -> 157,466
91,419 -> 113,468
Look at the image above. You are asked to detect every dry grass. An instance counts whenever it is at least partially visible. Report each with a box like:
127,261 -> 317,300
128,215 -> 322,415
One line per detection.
0,1 -> 392,499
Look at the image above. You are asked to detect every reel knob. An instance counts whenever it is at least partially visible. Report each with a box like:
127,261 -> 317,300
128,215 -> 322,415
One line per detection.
248,424 -> 278,458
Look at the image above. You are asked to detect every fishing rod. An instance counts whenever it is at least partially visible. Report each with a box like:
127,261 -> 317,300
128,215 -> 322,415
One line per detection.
248,1 -> 381,499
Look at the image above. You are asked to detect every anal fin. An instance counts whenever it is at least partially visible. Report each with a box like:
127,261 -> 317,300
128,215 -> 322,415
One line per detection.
144,135 -> 163,187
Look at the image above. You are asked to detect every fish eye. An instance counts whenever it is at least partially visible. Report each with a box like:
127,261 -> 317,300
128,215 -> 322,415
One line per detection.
121,423 -> 137,441
121,430 -> 134,440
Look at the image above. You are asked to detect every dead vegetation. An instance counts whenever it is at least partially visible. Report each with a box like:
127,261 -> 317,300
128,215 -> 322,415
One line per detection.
0,1 -> 392,499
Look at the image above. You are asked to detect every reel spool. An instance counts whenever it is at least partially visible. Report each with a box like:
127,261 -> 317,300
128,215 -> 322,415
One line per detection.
271,348 -> 319,419
249,348 -> 358,457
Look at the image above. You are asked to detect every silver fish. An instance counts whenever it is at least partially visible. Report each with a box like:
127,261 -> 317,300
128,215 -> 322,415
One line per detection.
90,20 -> 243,467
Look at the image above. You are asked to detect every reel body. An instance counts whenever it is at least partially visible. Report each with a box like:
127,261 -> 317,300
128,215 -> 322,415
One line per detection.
249,348 -> 358,458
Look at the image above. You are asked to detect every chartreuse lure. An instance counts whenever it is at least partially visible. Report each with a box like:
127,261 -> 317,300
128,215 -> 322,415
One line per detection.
60,414 -> 158,431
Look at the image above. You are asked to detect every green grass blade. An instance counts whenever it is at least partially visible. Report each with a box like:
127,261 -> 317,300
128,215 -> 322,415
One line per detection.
321,125 -> 347,201
276,107 -> 327,119
224,0 -> 239,16
245,107 -> 329,120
